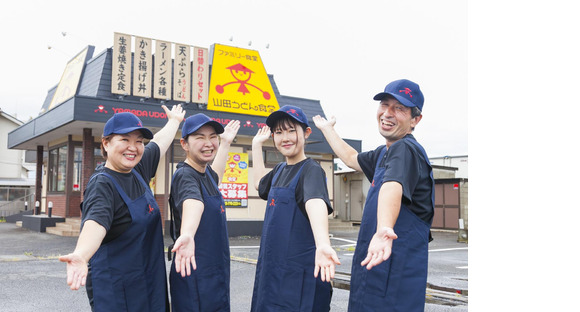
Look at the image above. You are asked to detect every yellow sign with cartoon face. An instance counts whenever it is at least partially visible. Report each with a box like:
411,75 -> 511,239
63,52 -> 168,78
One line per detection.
208,44 -> 279,116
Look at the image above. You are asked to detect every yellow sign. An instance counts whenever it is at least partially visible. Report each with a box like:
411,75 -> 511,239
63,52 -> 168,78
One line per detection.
49,46 -> 91,110
219,152 -> 249,207
208,44 -> 279,116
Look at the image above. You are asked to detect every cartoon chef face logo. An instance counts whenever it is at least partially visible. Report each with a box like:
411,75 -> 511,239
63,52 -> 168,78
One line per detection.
215,63 -> 271,100
94,105 -> 108,113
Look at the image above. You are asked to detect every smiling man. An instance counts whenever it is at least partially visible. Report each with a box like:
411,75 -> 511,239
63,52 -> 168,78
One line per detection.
313,79 -> 435,311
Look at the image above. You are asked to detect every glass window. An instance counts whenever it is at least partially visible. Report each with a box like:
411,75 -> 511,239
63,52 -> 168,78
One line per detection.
73,147 -> 82,191
265,149 -> 284,165
49,149 -> 58,192
49,145 -> 67,192
0,188 -> 7,201
58,146 -> 67,192
8,188 -> 27,201
94,147 -> 104,169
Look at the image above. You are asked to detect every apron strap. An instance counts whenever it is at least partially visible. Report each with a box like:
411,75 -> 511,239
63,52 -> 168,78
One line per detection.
167,166 -> 185,260
131,169 -> 153,194
98,172 -> 132,205
402,137 -> 436,241
271,160 -> 309,189
271,163 -> 286,186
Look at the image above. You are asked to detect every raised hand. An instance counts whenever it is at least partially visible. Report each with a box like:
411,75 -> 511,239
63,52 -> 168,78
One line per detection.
253,126 -> 271,145
162,104 -> 185,123
220,119 -> 240,145
312,115 -> 336,130
360,227 -> 398,270
313,244 -> 341,282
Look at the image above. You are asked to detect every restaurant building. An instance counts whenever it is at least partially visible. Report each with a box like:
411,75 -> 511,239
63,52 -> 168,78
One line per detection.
7,34 -> 361,235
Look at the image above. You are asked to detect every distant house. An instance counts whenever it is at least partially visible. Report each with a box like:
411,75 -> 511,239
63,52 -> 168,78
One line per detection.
0,109 -> 35,216
430,155 -> 468,179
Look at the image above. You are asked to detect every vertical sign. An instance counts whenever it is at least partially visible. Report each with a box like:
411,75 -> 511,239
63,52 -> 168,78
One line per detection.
133,37 -> 152,98
192,47 -> 209,104
154,40 -> 172,100
219,152 -> 249,207
112,32 -> 132,95
173,43 -> 191,101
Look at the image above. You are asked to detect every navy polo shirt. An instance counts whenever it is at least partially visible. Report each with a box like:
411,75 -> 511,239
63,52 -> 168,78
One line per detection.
168,162 -> 220,239
259,158 -> 333,218
81,142 -> 160,244
357,134 -> 433,223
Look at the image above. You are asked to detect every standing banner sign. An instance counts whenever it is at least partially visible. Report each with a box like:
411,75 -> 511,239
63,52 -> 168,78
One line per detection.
219,152 -> 249,207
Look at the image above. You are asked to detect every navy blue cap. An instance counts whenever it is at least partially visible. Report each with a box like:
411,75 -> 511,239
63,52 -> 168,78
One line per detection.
373,79 -> 425,111
103,112 -> 153,139
265,105 -> 309,128
182,113 -> 224,138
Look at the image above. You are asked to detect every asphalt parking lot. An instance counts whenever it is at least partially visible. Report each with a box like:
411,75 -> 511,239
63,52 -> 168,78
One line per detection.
0,222 -> 467,311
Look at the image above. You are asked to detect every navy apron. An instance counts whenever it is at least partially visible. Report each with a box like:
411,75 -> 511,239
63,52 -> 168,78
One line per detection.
348,138 -> 434,312
169,168 -> 230,312
88,170 -> 168,312
251,161 -> 332,312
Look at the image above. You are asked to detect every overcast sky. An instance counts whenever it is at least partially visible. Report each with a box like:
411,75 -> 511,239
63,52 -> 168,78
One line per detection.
1,0 -> 466,157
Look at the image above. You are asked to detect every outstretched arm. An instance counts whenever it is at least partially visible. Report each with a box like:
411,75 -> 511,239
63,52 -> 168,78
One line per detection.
59,220 -> 106,290
211,120 -> 240,182
312,115 -> 362,172
305,198 -> 341,282
150,104 -> 185,155
251,126 -> 271,191
171,199 -> 204,277
360,181 -> 401,270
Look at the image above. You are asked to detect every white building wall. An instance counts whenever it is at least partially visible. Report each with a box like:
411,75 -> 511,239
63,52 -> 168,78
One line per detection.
430,155 -> 468,179
0,112 -> 25,179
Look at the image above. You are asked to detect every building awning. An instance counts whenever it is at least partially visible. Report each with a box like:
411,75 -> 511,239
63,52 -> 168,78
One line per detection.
0,178 -> 35,187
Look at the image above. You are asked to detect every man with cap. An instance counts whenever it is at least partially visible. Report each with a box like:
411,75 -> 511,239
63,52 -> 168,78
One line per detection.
168,114 -> 239,311
60,104 -> 185,312
314,79 -> 434,311
250,105 -> 340,312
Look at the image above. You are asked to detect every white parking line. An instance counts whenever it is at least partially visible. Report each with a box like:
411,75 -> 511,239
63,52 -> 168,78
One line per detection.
456,266 -> 468,269
230,246 -> 260,249
429,247 -> 468,252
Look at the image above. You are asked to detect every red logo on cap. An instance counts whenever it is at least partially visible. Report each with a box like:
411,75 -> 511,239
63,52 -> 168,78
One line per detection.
286,109 -> 299,117
399,88 -> 413,98
138,121 -> 143,127
269,199 -> 275,207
